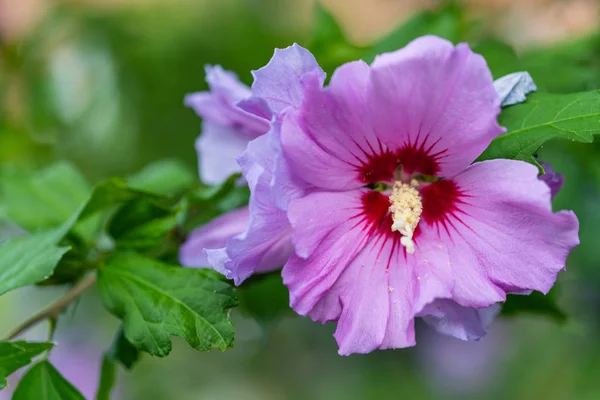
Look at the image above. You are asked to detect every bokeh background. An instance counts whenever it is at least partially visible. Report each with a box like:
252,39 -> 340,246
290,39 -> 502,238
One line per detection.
2,0 -> 600,399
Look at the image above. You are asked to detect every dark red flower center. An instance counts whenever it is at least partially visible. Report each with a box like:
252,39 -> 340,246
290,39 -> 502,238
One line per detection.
355,136 -> 447,185
357,180 -> 465,248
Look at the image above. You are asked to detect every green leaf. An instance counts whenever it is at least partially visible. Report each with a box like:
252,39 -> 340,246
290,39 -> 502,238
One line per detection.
0,162 -> 90,232
238,273 -> 291,326
184,174 -> 249,232
95,355 -> 116,400
0,341 -> 54,390
108,198 -> 178,250
501,288 -> 566,322
97,252 -> 238,357
479,91 -> 600,164
96,327 -> 139,400
127,159 -> 195,195
0,175 -> 176,290
12,361 -> 85,400
79,178 -> 156,220
0,214 -> 76,295
362,2 -> 467,63
107,326 -> 140,370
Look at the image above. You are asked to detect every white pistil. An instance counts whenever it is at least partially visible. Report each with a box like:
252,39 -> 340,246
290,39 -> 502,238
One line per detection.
389,180 -> 423,254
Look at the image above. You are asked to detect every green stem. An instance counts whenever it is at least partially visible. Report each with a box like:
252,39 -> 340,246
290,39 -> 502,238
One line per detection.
5,274 -> 97,341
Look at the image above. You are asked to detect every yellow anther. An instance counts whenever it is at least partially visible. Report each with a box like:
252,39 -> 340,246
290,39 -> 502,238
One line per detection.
389,181 -> 422,254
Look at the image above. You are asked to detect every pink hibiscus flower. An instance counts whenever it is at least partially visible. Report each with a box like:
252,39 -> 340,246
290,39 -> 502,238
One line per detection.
276,36 -> 579,355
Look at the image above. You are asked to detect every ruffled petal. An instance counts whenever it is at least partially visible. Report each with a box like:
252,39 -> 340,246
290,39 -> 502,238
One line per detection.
419,299 -> 501,341
205,65 -> 252,100
283,189 -> 368,315
268,114 -> 312,210
207,133 -> 295,284
417,159 -> 579,308
195,122 -> 249,185
280,62 -> 378,190
251,43 -> 326,113
334,239 -> 413,355
283,189 -> 455,355
368,36 -> 504,177
185,66 -> 269,138
179,207 -> 249,268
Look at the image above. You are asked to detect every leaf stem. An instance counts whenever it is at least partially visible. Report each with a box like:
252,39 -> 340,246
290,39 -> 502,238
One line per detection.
5,273 -> 97,340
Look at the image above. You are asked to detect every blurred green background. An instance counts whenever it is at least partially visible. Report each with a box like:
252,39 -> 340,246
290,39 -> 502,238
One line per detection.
1,0 -> 600,399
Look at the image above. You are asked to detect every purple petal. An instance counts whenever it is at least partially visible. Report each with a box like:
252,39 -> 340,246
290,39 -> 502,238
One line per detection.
280,61 -> 374,191
195,122 -> 250,185
179,207 -> 249,268
267,113 -> 312,210
419,300 -> 501,341
236,96 -> 272,120
283,189 -> 454,355
206,132 -> 295,285
185,66 -> 268,138
205,65 -> 252,100
539,161 -> 565,199
185,65 -> 271,185
251,43 -> 326,113
418,159 -> 578,308
368,36 -> 505,177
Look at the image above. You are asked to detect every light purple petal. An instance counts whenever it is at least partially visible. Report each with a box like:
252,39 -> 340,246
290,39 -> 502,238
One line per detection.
185,66 -> 268,138
195,122 -> 250,185
334,239 -> 415,355
419,300 -> 501,341
185,65 -> 271,185
179,207 -> 249,268
280,61 -> 375,191
283,189 -> 454,355
236,96 -> 272,120
368,35 -> 505,177
493,71 -> 537,107
205,65 -> 252,100
418,159 -> 579,308
251,43 -> 326,113
207,133 -> 295,284
269,112 -> 312,210
283,190 -> 367,318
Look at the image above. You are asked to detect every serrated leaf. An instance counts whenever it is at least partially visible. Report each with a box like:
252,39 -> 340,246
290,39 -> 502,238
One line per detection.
0,162 -> 90,232
97,252 -> 238,357
0,175 -> 175,290
0,341 -> 54,389
0,162 -> 98,240
0,211 -> 78,295
127,159 -> 195,195
12,361 -> 85,400
479,91 -> 600,164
